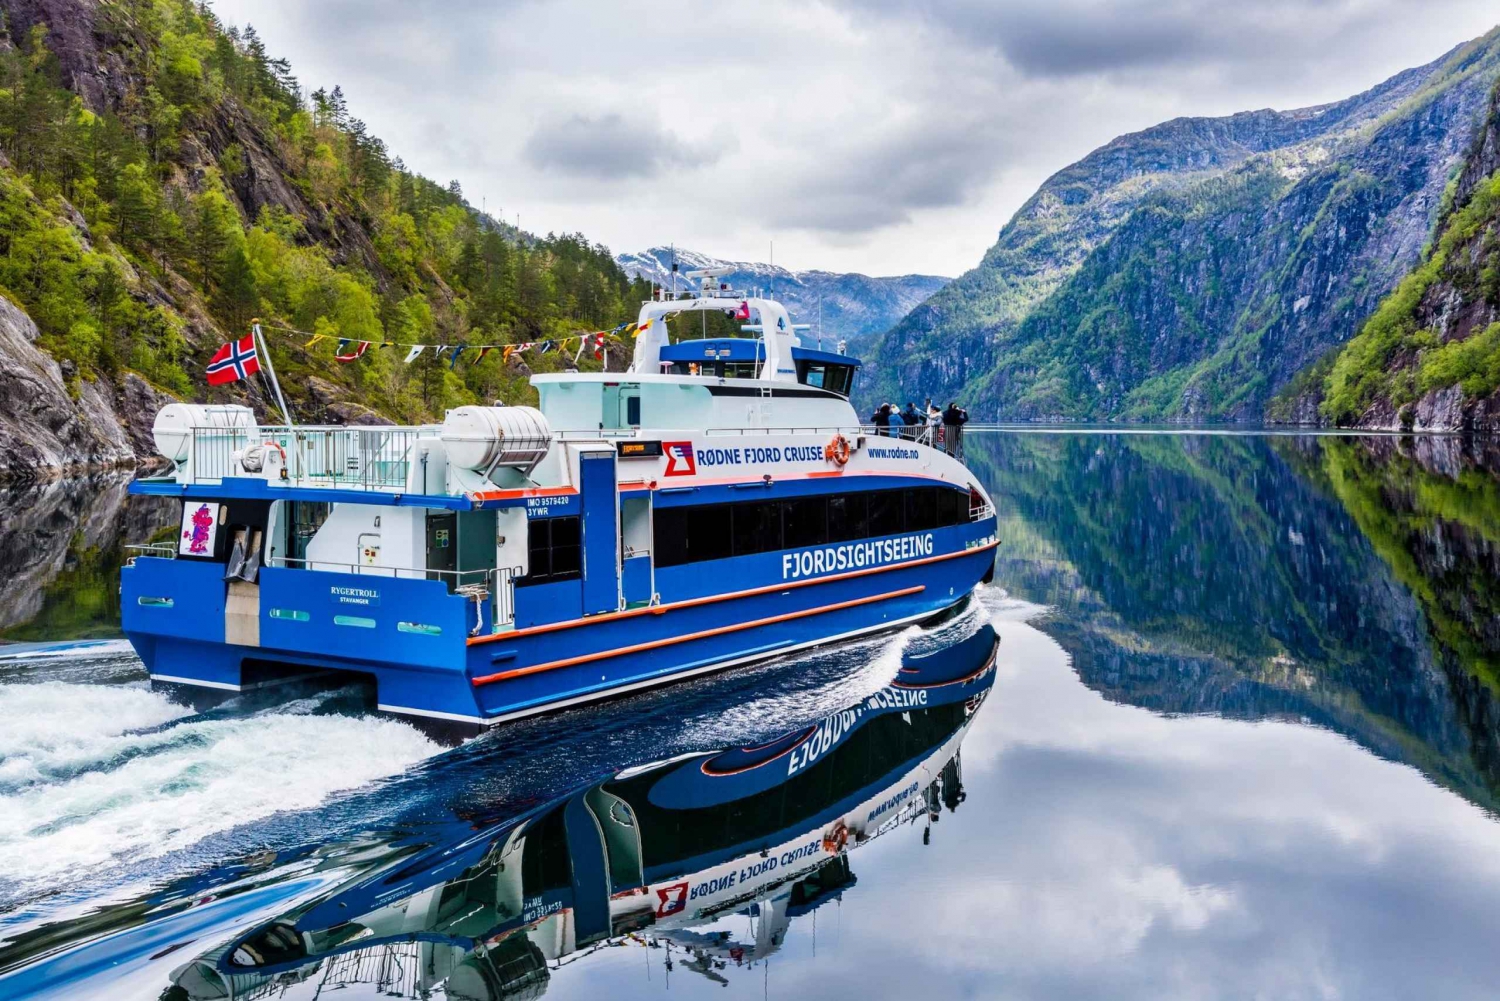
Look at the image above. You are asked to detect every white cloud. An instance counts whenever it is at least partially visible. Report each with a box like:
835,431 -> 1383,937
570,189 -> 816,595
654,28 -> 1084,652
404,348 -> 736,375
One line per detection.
209,0 -> 1500,277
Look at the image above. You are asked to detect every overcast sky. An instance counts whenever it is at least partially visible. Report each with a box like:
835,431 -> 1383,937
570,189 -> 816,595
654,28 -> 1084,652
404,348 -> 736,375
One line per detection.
209,1 -> 1500,278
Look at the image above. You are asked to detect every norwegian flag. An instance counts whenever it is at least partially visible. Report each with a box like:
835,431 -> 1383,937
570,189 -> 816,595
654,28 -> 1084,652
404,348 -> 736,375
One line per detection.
592,332 -> 607,361
334,339 -> 370,363
734,300 -> 750,321
206,335 -> 260,386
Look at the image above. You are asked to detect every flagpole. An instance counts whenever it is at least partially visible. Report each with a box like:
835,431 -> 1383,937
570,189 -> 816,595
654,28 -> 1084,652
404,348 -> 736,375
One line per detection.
252,320 -> 295,430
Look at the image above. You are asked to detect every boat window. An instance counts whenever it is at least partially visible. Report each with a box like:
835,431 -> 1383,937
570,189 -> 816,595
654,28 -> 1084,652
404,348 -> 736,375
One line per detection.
519,516 -> 582,586
866,490 -> 904,538
732,501 -> 781,556
284,501 -> 330,563
795,361 -> 855,396
905,488 -> 939,531
828,494 -> 868,542
520,805 -> 572,897
653,486 -> 972,569
783,496 -> 828,549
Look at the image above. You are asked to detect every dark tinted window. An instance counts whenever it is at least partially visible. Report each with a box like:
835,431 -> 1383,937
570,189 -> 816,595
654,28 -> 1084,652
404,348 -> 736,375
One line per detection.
940,487 -> 969,527
733,501 -> 781,556
827,493 -> 868,542
906,488 -> 938,531
685,507 -> 733,563
654,507 -> 690,567
867,491 -> 904,537
519,516 -> 583,586
782,496 -> 828,549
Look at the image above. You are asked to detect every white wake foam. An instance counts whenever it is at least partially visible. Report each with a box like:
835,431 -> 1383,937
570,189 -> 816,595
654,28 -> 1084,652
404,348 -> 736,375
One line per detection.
0,683 -> 438,892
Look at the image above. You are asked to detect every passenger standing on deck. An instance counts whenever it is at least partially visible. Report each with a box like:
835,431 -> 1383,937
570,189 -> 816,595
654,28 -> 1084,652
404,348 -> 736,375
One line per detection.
871,402 -> 890,436
927,404 -> 942,447
901,402 -> 922,440
942,402 -> 969,458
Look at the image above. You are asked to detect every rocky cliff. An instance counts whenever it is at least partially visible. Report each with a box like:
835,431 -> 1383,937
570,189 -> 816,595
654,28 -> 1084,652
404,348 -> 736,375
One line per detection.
869,29 -> 1500,422
1278,78 -> 1500,430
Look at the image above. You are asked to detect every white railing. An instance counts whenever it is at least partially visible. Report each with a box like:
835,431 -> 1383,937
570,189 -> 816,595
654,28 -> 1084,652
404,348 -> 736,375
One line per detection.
267,557 -> 522,631
123,543 -> 177,564
185,425 -> 432,491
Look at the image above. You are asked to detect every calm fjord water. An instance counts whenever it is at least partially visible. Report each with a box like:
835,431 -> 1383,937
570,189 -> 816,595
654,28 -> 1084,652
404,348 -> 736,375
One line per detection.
3,431 -> 1500,999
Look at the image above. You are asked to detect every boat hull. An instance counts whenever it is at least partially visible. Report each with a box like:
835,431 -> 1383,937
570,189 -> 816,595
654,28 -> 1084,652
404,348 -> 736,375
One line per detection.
123,520 -> 998,724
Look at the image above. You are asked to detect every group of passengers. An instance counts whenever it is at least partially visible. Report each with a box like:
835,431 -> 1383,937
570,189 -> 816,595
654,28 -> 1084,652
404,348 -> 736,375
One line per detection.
869,399 -> 969,457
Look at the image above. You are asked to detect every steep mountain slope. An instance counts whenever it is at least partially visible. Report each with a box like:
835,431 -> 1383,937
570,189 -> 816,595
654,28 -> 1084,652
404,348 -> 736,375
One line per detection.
1281,79 -> 1500,429
0,0 -> 647,478
617,246 -> 947,356
870,29 -> 1500,421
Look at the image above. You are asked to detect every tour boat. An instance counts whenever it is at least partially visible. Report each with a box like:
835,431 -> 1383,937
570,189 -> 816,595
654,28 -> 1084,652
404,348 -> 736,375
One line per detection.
121,269 -> 999,725
164,627 -> 996,999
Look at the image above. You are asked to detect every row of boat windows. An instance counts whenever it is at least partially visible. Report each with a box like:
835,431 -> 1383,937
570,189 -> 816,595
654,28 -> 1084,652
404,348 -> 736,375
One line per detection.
653,486 -> 973,569
512,485 -> 975,586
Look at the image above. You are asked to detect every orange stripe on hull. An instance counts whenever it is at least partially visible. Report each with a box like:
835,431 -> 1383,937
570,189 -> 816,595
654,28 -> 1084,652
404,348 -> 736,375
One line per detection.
471,585 -> 925,687
467,539 -> 999,647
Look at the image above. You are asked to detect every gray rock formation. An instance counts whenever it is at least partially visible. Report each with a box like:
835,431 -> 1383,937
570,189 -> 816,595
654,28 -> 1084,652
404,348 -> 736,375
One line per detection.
0,295 -> 151,478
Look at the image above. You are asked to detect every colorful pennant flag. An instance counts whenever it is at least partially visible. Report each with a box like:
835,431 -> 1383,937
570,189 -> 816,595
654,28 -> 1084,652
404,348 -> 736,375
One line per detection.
403,345 -> 424,364
304,333 -> 325,349
206,335 -> 260,386
474,346 -> 493,363
334,340 -> 369,362
449,345 -> 467,369
735,300 -> 750,321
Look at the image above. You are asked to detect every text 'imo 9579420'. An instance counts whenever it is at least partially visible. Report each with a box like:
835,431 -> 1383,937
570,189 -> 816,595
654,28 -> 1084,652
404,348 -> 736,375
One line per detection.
120,270 -> 999,725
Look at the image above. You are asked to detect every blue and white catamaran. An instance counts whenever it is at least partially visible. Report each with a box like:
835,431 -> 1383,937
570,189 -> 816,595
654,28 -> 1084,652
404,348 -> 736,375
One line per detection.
122,270 -> 999,725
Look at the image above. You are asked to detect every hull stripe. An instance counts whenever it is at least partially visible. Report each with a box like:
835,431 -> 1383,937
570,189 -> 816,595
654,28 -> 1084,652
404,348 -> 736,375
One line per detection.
468,538 -> 999,647
472,584 -> 925,686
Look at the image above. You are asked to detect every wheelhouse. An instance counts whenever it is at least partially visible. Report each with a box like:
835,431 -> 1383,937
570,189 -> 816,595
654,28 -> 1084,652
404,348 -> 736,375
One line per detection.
658,339 -> 859,397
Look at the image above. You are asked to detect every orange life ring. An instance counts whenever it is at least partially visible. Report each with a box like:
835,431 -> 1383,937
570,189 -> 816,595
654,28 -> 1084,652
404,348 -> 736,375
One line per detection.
822,820 -> 849,853
824,434 -> 851,466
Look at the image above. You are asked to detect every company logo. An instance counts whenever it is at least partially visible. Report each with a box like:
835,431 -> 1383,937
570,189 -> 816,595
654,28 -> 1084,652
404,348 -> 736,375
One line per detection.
656,881 -> 689,916
663,441 -> 697,477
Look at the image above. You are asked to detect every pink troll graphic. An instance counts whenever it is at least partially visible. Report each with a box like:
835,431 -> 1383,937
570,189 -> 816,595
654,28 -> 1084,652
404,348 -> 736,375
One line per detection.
183,503 -> 214,555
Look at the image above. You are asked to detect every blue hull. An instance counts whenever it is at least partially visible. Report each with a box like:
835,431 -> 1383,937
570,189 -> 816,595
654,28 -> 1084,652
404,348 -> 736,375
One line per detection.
123,519 -> 997,724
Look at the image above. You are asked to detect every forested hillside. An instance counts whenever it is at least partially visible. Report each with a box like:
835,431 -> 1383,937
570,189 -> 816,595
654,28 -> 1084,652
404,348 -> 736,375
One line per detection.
868,29 -> 1500,422
1279,79 -> 1500,430
0,0 -> 649,475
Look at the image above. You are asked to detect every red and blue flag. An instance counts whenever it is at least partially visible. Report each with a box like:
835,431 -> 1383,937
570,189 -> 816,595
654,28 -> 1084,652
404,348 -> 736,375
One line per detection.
206,335 -> 259,386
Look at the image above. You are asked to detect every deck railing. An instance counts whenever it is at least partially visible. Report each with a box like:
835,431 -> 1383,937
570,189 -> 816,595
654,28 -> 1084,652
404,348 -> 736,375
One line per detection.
268,557 -> 523,631
123,543 -> 177,564
185,425 -> 431,491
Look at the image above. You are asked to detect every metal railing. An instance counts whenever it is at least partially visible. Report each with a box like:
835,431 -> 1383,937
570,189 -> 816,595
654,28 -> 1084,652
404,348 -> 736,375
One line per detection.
267,557 -> 522,630
185,425 -> 431,491
123,543 -> 177,564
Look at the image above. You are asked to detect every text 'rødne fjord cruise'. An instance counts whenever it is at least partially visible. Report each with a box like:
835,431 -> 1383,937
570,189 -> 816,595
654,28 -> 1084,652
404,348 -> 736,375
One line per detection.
120,268 -> 1000,725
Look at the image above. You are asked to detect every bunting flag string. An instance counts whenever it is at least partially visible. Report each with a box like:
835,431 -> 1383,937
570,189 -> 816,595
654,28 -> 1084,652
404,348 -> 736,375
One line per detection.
253,321 -> 635,370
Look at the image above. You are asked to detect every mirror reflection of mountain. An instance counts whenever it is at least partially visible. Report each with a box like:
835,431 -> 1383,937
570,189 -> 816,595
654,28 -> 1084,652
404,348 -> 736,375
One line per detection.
0,473 -> 175,640
973,432 -> 1500,812
0,627 -> 997,1000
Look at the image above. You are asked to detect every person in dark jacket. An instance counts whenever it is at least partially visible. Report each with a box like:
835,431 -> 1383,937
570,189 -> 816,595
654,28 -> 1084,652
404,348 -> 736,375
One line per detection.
941,402 -> 969,457
871,403 -> 891,436
900,402 -> 922,439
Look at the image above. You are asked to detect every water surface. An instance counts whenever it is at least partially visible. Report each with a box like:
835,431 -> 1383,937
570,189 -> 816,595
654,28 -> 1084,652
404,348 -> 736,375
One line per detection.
2,432 -> 1500,999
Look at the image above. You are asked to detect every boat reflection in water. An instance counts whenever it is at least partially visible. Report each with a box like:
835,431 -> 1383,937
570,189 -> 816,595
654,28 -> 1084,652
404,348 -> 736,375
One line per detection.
167,625 -> 997,1000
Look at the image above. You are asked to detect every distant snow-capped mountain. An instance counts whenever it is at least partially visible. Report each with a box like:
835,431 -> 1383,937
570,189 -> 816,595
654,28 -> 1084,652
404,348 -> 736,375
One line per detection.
616,247 -> 949,354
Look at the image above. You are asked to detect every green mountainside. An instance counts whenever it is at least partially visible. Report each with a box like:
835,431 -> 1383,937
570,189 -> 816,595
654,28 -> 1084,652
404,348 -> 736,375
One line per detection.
1276,78 -> 1500,429
867,29 -> 1500,422
0,0 -> 648,475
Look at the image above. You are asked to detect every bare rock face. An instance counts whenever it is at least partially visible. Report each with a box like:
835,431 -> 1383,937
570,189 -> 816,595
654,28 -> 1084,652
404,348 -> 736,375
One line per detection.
1413,384 -> 1467,431
0,295 -> 140,478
